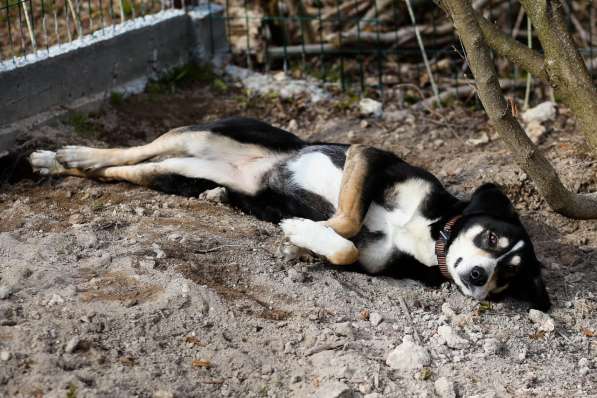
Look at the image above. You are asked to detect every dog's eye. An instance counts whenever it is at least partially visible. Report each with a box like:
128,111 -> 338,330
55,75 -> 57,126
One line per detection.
488,232 -> 498,248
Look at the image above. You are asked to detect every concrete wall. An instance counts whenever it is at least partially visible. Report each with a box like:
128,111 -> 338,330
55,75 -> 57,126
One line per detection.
0,5 -> 227,151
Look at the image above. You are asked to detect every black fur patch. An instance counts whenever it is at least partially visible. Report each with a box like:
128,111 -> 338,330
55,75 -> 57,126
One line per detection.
190,117 -> 306,152
148,174 -> 218,197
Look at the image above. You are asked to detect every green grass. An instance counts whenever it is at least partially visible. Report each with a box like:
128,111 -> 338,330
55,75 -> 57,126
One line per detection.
145,63 -> 225,96
110,91 -> 125,106
66,112 -> 96,138
66,383 -> 77,398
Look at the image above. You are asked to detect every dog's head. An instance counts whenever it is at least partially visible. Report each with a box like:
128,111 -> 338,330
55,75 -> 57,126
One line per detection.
445,183 -> 550,311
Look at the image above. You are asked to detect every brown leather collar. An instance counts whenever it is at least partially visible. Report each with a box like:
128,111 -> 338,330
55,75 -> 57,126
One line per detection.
435,215 -> 462,280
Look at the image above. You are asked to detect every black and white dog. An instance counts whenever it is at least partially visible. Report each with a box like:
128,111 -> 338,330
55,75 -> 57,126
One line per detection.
29,117 -> 550,310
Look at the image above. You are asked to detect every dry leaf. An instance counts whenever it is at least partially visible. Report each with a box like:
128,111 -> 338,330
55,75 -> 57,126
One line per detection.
358,308 -> 370,321
192,359 -> 211,368
185,336 -> 206,347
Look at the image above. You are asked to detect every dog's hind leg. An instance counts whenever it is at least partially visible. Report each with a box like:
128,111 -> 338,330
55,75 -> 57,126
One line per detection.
30,150 -> 269,195
54,127 -> 195,170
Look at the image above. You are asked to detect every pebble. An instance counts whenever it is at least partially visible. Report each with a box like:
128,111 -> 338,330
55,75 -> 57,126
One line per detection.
522,101 -> 556,124
0,286 -> 11,300
438,325 -> 470,349
334,322 -> 354,339
287,119 -> 298,131
369,312 -> 383,327
518,347 -> 527,362
386,335 -> 431,370
47,293 -> 65,306
314,381 -> 354,398
0,350 -> 10,361
434,377 -> 456,398
76,230 -> 98,248
287,268 -> 305,283
151,243 -> 167,259
359,98 -> 383,118
483,338 -> 501,355
65,337 -> 80,354
383,110 -> 409,122
153,391 -> 174,398
528,309 -> 555,332
135,207 -> 145,216
441,302 -> 455,319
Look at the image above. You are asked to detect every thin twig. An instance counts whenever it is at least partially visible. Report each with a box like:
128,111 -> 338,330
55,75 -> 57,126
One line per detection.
397,296 -> 422,345
523,16 -> 532,110
194,244 -> 243,254
21,1 -> 37,51
404,0 -> 441,107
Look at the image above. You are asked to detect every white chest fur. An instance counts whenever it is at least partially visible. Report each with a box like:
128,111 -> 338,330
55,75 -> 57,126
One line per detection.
360,179 -> 438,273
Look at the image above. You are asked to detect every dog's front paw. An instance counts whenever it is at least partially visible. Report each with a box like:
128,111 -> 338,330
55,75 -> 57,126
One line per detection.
280,218 -> 359,265
29,150 -> 66,175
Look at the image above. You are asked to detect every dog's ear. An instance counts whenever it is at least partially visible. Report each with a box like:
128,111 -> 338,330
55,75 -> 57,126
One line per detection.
509,262 -> 551,311
464,183 -> 517,221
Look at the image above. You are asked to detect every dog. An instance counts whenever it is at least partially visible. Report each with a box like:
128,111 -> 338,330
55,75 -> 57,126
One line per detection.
29,116 -> 551,310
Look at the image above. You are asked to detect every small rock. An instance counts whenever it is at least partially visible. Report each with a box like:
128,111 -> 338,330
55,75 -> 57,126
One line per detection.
287,119 -> 298,131
525,120 -> 546,144
522,101 -> 556,124
135,207 -> 145,216
438,325 -> 469,349
528,309 -> 555,332
65,337 -> 80,354
369,312 -> 383,327
441,302 -> 455,319
386,335 -> 431,370
167,233 -> 182,241
518,347 -> 527,362
199,187 -> 228,203
153,391 -> 174,398
483,338 -> 501,355
151,243 -> 167,259
579,358 -> 590,368
0,286 -> 11,300
314,381 -> 354,398
359,98 -> 383,118
47,293 -> 65,306
466,132 -> 490,146
287,268 -> 305,283
383,110 -> 409,122
334,322 -> 354,339
434,377 -> 456,398
0,350 -> 10,361
360,120 -> 369,129
76,230 -> 98,248
278,243 -> 309,262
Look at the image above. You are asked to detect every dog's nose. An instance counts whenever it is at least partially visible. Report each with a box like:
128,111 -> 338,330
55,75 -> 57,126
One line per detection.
469,266 -> 488,286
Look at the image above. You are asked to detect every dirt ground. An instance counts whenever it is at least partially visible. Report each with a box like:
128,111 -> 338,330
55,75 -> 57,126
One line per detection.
0,70 -> 596,398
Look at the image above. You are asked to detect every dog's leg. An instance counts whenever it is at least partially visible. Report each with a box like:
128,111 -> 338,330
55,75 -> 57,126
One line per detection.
30,151 -> 265,194
280,218 -> 359,265
54,127 -> 194,170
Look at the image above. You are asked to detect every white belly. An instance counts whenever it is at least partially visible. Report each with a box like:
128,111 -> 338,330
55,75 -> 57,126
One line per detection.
286,151 -> 342,207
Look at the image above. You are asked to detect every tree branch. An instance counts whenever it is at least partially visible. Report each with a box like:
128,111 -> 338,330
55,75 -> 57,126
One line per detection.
473,11 -> 548,82
442,0 -> 597,219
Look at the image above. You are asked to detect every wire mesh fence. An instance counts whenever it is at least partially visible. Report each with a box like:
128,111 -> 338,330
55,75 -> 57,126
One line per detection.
218,0 -> 597,103
1,0 -> 596,103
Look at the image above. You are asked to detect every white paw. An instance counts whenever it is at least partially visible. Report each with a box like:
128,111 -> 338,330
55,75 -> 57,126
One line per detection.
280,218 -> 357,264
56,146 -> 106,169
29,150 -> 66,175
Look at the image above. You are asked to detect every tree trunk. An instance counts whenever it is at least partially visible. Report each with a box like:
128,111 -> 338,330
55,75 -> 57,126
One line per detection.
441,0 -> 597,219
473,1 -> 597,154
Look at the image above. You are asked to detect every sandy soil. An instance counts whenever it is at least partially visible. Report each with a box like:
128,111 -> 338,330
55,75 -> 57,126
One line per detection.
0,73 -> 596,398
